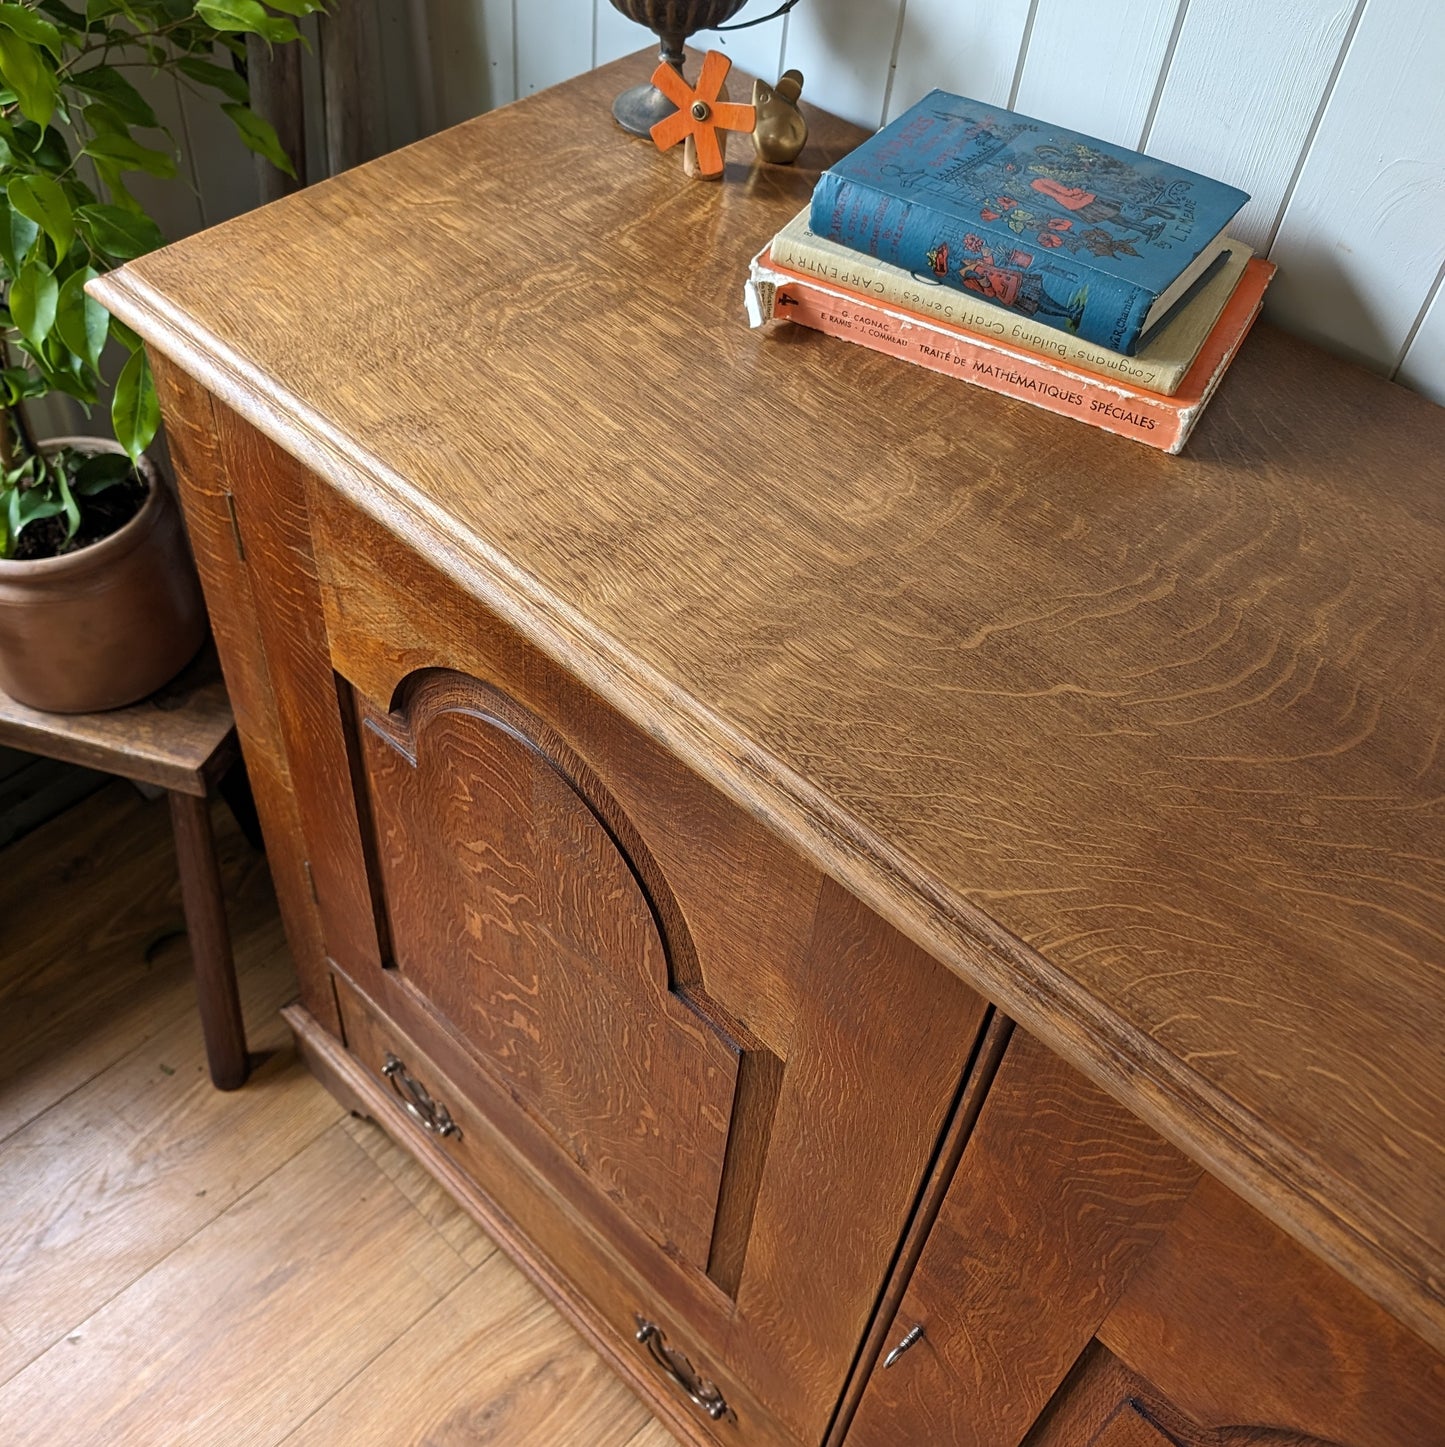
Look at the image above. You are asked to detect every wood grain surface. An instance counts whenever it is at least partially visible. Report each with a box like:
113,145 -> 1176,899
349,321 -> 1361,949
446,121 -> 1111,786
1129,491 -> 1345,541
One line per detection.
0,644 -> 235,796
0,783 -> 217,1142
150,358 -> 334,1029
853,1030 -> 1445,1447
356,672 -> 741,1272
281,1253 -> 662,1446
847,1028 -> 1202,1447
0,785 -> 682,1447
93,59 -> 1445,1349
300,482 -> 991,1444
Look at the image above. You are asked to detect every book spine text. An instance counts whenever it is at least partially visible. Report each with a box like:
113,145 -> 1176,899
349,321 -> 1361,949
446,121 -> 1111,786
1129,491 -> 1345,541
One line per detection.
747,262 -> 1254,453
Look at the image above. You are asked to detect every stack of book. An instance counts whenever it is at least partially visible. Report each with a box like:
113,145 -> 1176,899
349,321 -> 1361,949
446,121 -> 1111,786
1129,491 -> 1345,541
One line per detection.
744,90 -> 1276,453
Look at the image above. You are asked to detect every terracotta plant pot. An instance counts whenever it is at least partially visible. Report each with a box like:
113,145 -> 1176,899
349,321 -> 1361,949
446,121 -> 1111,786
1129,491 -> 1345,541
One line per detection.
0,436 -> 207,712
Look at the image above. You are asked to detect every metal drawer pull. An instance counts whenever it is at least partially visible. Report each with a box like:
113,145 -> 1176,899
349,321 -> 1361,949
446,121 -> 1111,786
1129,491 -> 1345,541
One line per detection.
634,1316 -> 734,1422
382,1053 -> 461,1140
883,1323 -> 924,1368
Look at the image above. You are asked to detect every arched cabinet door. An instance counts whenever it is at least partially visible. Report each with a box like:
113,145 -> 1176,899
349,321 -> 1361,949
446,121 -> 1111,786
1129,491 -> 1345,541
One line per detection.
353,670 -> 738,1273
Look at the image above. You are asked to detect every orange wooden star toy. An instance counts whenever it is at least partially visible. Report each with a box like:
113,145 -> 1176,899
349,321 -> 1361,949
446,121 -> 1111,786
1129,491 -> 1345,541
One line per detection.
649,51 -> 756,180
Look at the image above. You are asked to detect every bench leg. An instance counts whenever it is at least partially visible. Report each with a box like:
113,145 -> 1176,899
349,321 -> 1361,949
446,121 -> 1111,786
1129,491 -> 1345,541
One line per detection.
168,790 -> 249,1089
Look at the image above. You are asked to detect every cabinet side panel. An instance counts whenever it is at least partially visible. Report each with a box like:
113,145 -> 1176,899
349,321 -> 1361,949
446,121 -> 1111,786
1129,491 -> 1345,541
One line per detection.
207,406 -> 387,991
150,355 -> 336,1031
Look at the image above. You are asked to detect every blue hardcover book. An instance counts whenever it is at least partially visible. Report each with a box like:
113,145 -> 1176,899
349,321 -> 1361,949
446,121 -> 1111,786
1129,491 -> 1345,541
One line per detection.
810,91 -> 1249,355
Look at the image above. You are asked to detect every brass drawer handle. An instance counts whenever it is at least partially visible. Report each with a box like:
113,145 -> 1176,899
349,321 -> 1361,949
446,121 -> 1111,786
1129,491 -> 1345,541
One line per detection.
382,1052 -> 461,1140
883,1323 -> 924,1368
634,1316 -> 734,1423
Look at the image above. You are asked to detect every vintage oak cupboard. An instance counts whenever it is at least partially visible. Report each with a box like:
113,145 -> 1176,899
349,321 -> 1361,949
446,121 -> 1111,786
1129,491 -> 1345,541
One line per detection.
93,60 -> 1445,1447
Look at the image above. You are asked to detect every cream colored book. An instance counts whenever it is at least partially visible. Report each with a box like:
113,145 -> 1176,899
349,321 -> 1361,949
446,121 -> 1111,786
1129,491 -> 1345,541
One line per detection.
767,209 -> 1253,397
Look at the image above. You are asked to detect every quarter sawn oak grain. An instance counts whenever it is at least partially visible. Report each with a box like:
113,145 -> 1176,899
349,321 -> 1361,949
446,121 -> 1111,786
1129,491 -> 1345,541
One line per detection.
93,54 -> 1445,1353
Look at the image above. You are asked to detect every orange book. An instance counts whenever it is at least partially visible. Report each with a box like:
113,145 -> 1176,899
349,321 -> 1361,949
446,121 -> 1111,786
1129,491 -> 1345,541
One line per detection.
745,248 -> 1276,453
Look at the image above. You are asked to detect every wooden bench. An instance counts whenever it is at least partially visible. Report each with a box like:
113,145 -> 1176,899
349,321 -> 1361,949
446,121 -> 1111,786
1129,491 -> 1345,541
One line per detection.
0,644 -> 253,1089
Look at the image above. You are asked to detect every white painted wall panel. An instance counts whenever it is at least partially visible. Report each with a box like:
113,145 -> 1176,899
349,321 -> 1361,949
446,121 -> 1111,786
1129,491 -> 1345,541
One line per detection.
1267,0 -> 1445,375
517,0 -> 595,96
433,0 -> 515,126
707,10 -> 789,87
782,0 -> 901,130
136,73 -> 209,237
887,0 -> 1032,121
1012,0 -> 1180,147
169,69 -> 257,230
595,2 -> 648,67
1144,0 -> 1359,250
373,0 -> 427,154
1397,281 -> 1445,405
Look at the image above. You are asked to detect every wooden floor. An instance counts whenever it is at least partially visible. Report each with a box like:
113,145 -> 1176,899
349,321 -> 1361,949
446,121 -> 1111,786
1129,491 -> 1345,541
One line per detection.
0,781 -> 681,1446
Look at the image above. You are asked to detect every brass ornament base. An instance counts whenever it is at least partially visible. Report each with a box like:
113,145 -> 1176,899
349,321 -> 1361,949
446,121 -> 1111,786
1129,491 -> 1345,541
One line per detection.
612,77 -> 678,137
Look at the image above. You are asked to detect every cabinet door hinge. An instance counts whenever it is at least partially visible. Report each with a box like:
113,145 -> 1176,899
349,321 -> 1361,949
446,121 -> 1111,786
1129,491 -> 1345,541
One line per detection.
224,491 -> 246,561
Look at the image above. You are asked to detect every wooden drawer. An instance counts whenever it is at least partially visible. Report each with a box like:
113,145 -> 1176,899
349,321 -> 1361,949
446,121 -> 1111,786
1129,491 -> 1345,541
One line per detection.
847,1029 -> 1445,1447
330,971 -> 784,1446
273,470 -> 993,1445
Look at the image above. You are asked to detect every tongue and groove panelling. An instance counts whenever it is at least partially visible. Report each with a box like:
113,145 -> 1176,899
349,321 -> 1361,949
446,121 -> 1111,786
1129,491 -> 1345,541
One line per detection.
417,0 -> 1445,407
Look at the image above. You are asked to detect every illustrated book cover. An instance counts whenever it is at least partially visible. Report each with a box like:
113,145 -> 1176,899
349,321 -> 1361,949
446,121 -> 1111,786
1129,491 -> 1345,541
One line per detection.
769,207 -> 1253,396
744,248 -> 1276,453
810,90 -> 1249,355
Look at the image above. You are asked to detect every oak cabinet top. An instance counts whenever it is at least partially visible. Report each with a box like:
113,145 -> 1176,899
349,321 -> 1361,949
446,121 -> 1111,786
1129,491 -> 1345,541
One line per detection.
93,58 -> 1445,1352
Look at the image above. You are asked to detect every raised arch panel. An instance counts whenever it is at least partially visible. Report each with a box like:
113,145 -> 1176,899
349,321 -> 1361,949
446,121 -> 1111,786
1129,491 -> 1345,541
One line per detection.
356,669 -> 744,1274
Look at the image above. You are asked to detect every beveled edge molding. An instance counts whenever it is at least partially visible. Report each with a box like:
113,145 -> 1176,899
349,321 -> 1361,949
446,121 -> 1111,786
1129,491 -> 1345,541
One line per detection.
92,266 -> 1445,1357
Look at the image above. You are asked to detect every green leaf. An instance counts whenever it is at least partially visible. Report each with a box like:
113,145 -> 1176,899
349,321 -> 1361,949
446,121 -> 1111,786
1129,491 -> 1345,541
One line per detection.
74,98 -> 131,138
69,66 -> 159,128
89,158 -> 142,213
12,118 -> 70,169
108,314 -> 140,350
56,266 -> 107,369
36,0 -> 87,29
55,465 -> 80,540
0,364 -> 45,400
8,174 -> 71,260
9,201 -> 39,266
0,31 -> 56,128
10,259 -> 58,347
0,200 -> 21,270
76,202 -> 162,259
84,0 -> 128,19
113,346 -> 158,461
9,476 -> 66,545
222,102 -> 295,176
0,4 -> 64,59
262,0 -> 326,12
73,449 -> 132,494
176,55 -> 248,103
195,0 -> 300,43
83,131 -> 178,178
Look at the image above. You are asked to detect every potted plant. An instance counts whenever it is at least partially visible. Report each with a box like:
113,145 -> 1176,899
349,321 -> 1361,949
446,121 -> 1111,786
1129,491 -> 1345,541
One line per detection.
0,0 -> 317,712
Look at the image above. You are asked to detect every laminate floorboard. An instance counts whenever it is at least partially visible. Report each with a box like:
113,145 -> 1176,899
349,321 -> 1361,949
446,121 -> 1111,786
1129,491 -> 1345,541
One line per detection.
0,779 -> 258,1144
0,785 -> 682,1446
